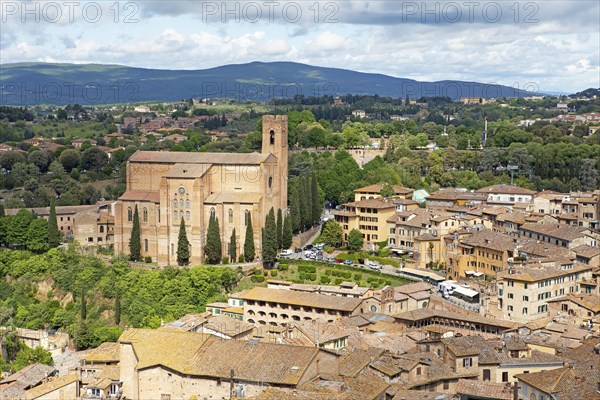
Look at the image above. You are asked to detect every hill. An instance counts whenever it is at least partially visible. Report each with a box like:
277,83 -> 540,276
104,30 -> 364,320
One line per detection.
0,61 -> 541,105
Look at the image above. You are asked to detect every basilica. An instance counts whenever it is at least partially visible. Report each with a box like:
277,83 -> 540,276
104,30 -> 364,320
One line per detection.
114,115 -> 288,265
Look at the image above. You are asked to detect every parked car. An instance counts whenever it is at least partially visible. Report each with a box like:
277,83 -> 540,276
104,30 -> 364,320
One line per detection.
303,244 -> 314,251
294,248 -> 302,253
343,260 -> 353,265
326,257 -> 336,263
368,263 -> 381,271
278,249 -> 293,257
336,259 -> 344,263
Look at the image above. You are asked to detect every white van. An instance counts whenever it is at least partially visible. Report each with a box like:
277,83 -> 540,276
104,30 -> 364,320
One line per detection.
278,249 -> 293,257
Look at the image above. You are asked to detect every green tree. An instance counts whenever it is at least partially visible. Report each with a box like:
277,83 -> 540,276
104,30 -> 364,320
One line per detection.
348,229 -> 364,252
580,158 -> 598,191
177,217 -> 190,265
80,287 -> 87,320
205,215 -> 222,264
282,215 -> 293,249
311,172 -> 321,225
244,213 -> 255,262
298,176 -> 308,230
380,183 -> 396,198
6,209 -> 34,248
276,209 -> 283,250
47,200 -> 60,248
262,208 -> 277,267
114,291 -> 121,326
26,218 -> 48,252
320,220 -> 343,247
129,205 -> 141,261
58,149 -> 81,172
229,228 -> 237,263
290,186 -> 301,233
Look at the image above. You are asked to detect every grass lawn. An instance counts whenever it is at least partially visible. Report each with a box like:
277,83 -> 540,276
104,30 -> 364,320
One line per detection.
32,121 -> 109,139
233,260 -> 414,293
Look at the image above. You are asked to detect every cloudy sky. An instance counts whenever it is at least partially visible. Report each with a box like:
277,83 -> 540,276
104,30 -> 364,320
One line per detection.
1,0 -> 599,93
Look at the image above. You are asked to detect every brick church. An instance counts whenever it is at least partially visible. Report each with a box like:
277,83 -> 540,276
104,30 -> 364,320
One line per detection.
114,115 -> 288,265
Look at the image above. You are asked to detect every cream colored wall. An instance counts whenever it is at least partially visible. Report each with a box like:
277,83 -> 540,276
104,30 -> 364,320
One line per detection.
494,364 -> 562,384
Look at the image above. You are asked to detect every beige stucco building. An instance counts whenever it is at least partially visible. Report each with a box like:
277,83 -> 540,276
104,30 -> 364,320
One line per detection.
114,115 -> 288,265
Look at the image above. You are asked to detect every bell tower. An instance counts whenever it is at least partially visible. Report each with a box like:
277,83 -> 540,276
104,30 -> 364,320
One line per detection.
262,115 -> 288,211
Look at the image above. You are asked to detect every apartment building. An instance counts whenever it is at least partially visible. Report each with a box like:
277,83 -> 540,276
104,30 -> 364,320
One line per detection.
333,198 -> 397,249
519,223 -> 597,248
236,287 -> 364,327
425,189 -> 486,212
353,183 -> 413,201
445,228 -> 517,280
497,262 -> 593,323
475,184 -> 536,207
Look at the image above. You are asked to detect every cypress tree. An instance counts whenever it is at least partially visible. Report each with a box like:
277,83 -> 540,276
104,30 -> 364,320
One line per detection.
205,215 -> 222,264
114,291 -> 121,325
244,213 -> 255,262
290,186 -> 301,233
304,174 -> 312,228
276,209 -> 283,250
0,204 -> 4,216
311,172 -> 320,225
298,176 -> 308,231
229,228 -> 237,263
80,287 -> 86,320
129,205 -> 141,261
177,217 -> 190,265
283,215 -> 293,249
262,208 -> 277,267
47,200 -> 60,248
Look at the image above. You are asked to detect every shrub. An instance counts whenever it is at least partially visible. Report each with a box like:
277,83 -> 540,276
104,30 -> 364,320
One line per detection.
238,254 -> 245,263
144,256 -> 152,263
334,278 -> 344,285
277,264 -> 288,271
222,256 -> 229,264
323,269 -> 331,276
353,273 -> 362,281
251,274 -> 265,283
306,273 -> 317,281
270,270 -> 278,277
320,275 -> 331,284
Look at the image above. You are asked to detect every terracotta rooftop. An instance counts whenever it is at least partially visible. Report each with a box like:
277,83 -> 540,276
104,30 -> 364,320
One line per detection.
573,244 -> 600,259
476,184 -> 536,195
83,342 -> 120,363
119,190 -> 160,203
343,198 -> 397,209
236,287 -> 364,312
24,372 -> 78,400
353,184 -> 413,195
520,223 -> 589,241
455,379 -> 513,400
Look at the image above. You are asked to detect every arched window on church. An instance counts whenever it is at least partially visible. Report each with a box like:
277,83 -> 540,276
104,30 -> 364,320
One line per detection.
228,209 -> 233,224
143,208 -> 148,223
127,207 -> 132,222
210,207 -> 216,219
268,176 -> 273,189
186,211 -> 190,221
186,199 -> 190,209
245,210 -> 250,226
173,198 -> 178,209
173,210 -> 178,221
180,199 -> 184,208
269,129 -> 275,145
144,239 -> 148,252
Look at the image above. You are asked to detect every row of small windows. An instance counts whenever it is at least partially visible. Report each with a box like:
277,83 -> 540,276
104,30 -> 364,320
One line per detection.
128,206 -> 252,226
174,198 -> 191,209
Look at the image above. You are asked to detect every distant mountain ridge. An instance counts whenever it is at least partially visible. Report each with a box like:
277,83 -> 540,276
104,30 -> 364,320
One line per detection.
0,61 -> 542,105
